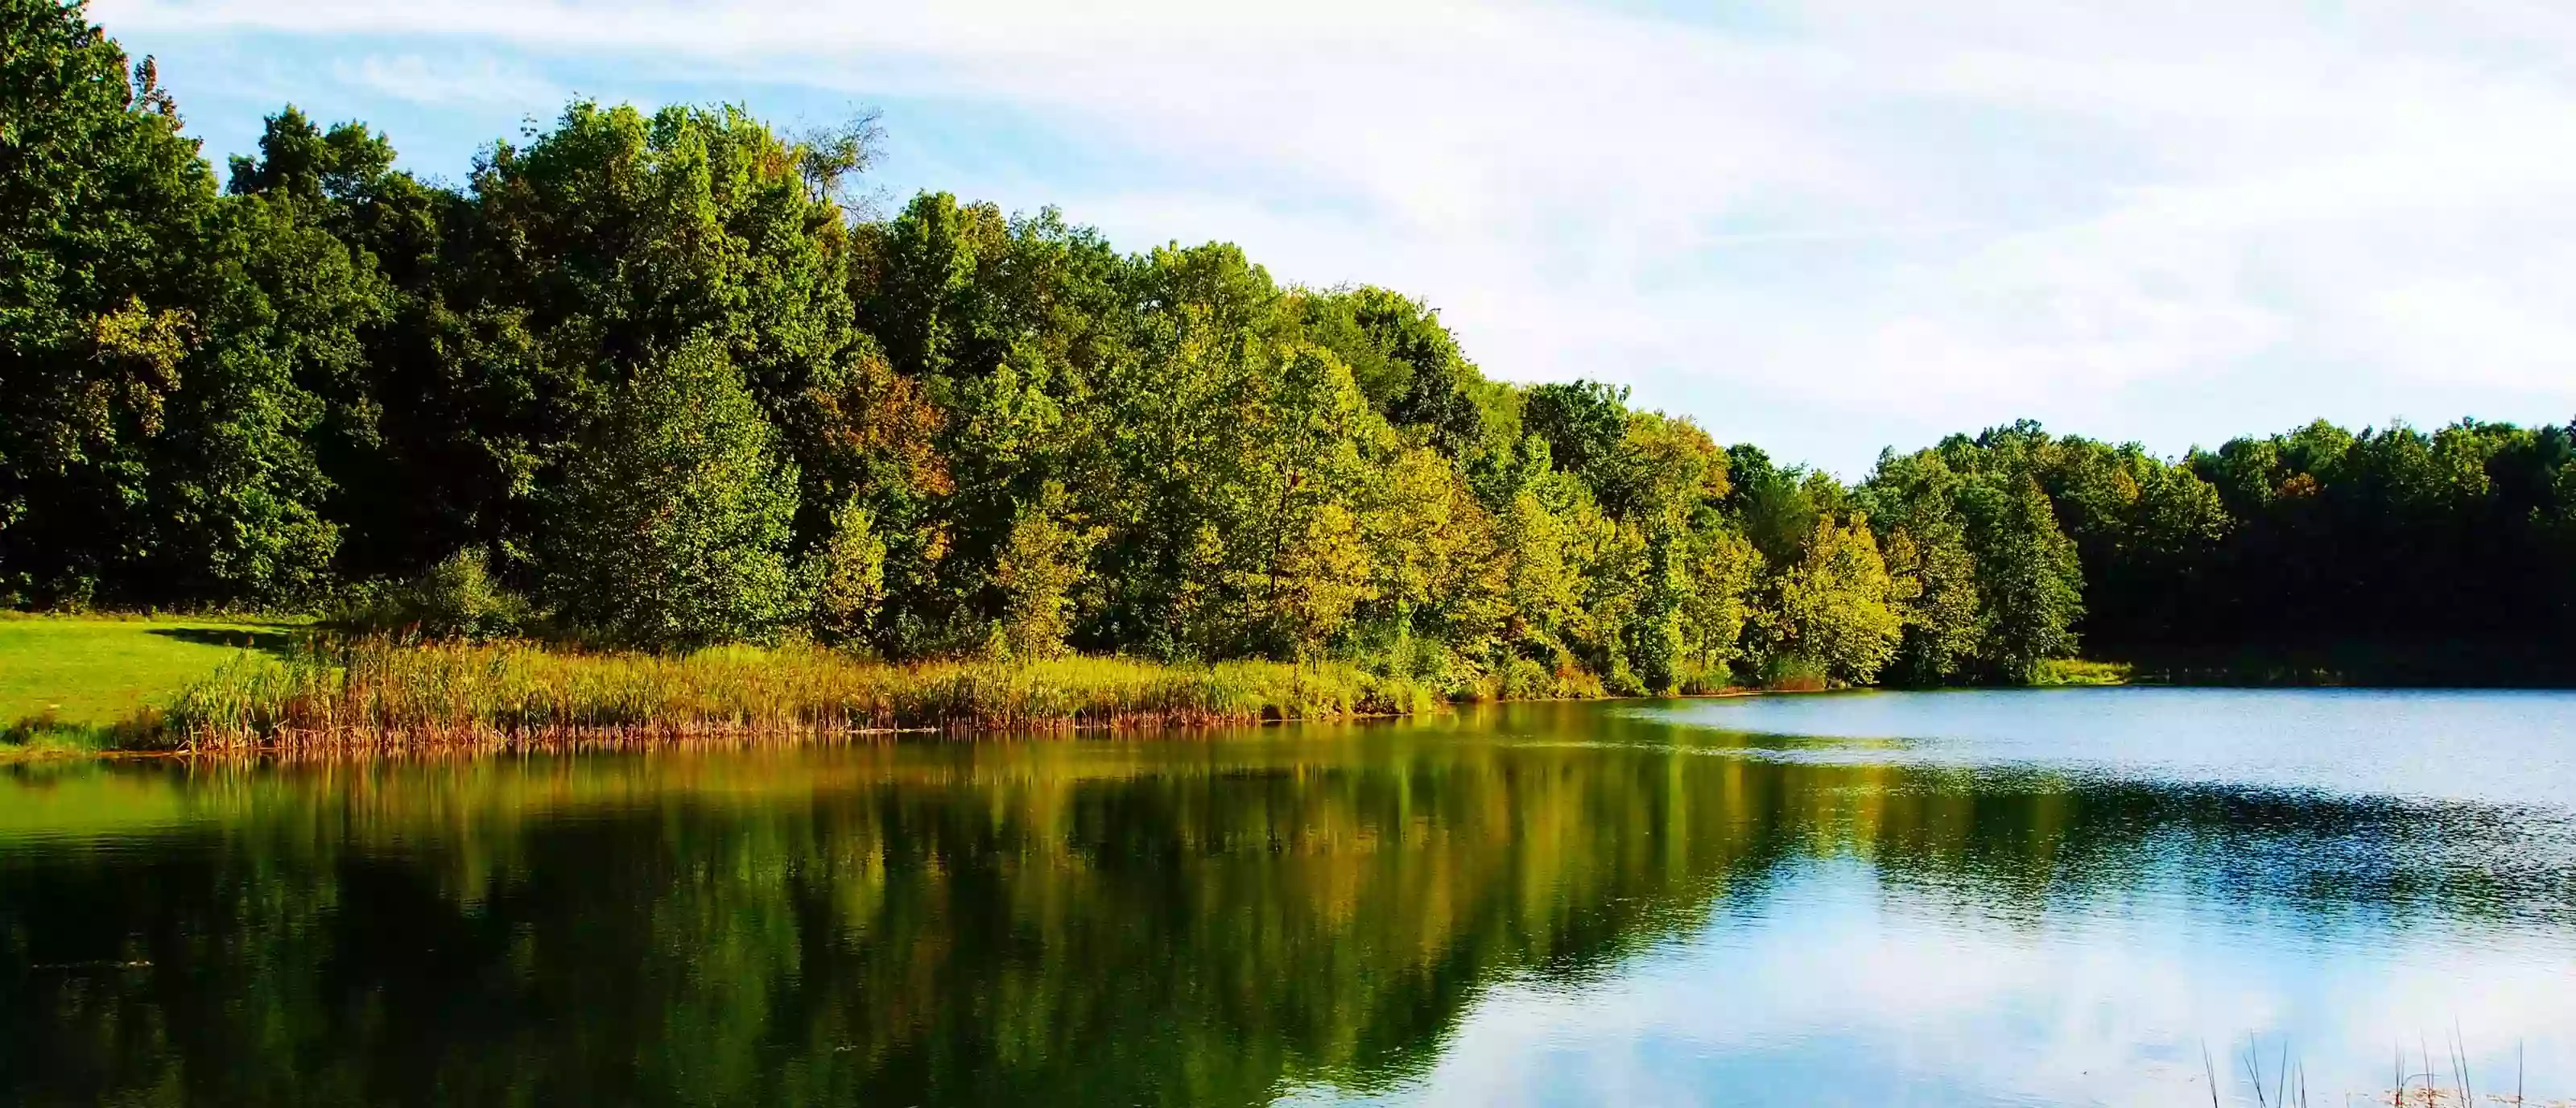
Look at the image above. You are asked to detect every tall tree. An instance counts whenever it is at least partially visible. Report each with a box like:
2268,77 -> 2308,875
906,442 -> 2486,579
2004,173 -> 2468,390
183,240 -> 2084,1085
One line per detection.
1763,517 -> 1901,686
1862,450 -> 1982,684
543,339 -> 800,646
0,0 -> 211,604
1961,476 -> 2083,679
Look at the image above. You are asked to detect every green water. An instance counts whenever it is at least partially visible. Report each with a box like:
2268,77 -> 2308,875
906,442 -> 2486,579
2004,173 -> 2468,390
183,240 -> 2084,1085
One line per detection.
3,691 -> 2573,1105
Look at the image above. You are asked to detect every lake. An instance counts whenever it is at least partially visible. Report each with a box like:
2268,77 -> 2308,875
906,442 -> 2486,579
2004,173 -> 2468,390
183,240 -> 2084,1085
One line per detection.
4,688 -> 2572,1105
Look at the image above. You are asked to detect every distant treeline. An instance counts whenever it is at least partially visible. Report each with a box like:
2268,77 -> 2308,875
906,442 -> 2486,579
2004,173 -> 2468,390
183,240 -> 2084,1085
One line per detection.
6,0 -> 2574,690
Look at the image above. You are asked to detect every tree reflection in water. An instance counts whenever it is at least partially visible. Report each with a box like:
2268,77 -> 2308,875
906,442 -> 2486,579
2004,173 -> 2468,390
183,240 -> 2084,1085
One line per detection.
4,701 -> 2570,1106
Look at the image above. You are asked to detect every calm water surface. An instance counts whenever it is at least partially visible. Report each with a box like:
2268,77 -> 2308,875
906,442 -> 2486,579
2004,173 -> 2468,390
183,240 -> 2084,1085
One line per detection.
4,688 -> 2573,1105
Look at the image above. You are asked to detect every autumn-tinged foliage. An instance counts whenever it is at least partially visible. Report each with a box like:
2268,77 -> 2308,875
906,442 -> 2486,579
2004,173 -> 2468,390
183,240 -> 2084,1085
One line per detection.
8,0 -> 2575,692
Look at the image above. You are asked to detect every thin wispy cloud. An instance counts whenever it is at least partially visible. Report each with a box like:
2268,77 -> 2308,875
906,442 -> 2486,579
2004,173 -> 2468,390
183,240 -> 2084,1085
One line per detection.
330,54 -> 561,108
90,0 -> 2576,471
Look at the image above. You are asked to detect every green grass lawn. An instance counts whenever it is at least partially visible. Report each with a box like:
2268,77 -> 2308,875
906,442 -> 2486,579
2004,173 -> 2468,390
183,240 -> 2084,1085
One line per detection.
1,616 -> 303,733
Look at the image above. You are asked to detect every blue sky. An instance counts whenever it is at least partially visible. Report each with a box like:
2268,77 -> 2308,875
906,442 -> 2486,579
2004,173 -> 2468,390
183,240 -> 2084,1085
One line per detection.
91,0 -> 2576,475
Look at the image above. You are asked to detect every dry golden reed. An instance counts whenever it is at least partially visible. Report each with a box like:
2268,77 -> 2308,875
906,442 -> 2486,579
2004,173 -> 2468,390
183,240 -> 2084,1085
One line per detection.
159,638 -> 1438,751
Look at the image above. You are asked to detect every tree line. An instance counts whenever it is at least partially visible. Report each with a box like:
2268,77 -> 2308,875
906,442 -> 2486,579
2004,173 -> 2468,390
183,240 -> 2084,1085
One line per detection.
7,0 -> 2574,688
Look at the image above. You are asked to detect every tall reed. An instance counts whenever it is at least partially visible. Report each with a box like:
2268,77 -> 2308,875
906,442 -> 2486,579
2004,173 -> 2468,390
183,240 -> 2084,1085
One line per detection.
155,638 -> 1437,751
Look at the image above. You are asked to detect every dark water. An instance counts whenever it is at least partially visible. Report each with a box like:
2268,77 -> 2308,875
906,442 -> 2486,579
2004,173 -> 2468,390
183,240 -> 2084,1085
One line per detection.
4,689 -> 2573,1106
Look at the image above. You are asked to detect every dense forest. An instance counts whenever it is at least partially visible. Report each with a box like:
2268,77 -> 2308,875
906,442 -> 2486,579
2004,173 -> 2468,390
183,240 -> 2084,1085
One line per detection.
7,0 -> 2574,690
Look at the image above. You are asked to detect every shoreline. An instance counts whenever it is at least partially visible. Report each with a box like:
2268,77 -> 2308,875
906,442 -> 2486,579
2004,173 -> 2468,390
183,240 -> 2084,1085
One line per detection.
16,626 -> 2576,766
10,637 -> 1467,761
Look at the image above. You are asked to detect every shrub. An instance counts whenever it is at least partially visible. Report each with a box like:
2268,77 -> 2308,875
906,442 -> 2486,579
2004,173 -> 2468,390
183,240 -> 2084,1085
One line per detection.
330,548 -> 528,639
1760,653 -> 1831,692
2029,658 -> 2132,686
410,548 -> 526,639
1673,659 -> 1736,695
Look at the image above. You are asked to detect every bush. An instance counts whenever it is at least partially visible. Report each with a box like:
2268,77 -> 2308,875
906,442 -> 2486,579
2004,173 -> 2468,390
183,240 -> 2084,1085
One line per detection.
2029,658 -> 2131,686
410,548 -> 526,639
1673,659 -> 1736,695
1600,650 -> 1648,697
1489,656 -> 1552,701
331,548 -> 527,639
1760,653 -> 1831,692
994,486 -> 1097,660
1398,637 -> 1474,698
1480,651 -> 1607,701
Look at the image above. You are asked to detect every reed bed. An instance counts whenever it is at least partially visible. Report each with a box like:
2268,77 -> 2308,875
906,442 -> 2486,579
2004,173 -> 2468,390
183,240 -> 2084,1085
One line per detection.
2029,658 -> 2135,686
157,638 -> 1439,751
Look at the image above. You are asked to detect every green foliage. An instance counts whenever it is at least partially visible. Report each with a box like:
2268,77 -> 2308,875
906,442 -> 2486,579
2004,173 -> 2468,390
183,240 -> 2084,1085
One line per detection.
1677,524 -> 1758,687
806,497 -> 887,646
1880,523 -> 1980,684
1521,380 -> 1631,507
1862,450 -> 1984,684
1865,435 -> 2084,682
337,548 -> 526,639
1298,286 -> 1491,457
13,0 -> 2576,695
1963,476 -> 2083,680
543,340 -> 801,646
2029,658 -> 2132,686
1764,517 -> 1902,686
1728,449 -> 1823,568
2,0 -> 208,604
993,482 -> 1096,659
1491,482 -> 1584,658
1623,531 -> 1687,693
1758,652 -> 1833,692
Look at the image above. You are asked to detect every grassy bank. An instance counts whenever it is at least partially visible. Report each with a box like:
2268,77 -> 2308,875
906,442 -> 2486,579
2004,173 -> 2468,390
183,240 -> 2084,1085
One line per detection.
151,639 -> 1440,752
29,614 -> 2561,760
0,615 -> 306,758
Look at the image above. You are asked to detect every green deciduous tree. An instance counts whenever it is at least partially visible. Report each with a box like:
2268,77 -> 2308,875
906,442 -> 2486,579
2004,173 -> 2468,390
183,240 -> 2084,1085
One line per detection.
1860,450 -> 1981,684
1521,380 -> 1631,511
806,496 -> 888,647
1764,517 -> 1901,686
1962,476 -> 2083,679
543,340 -> 800,646
0,0 -> 210,604
1677,523 -> 1758,688
993,482 -> 1097,659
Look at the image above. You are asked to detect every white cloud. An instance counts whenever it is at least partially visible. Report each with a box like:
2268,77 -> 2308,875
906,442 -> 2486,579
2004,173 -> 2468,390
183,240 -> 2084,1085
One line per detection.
331,54 -> 560,108
86,0 -> 2576,470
